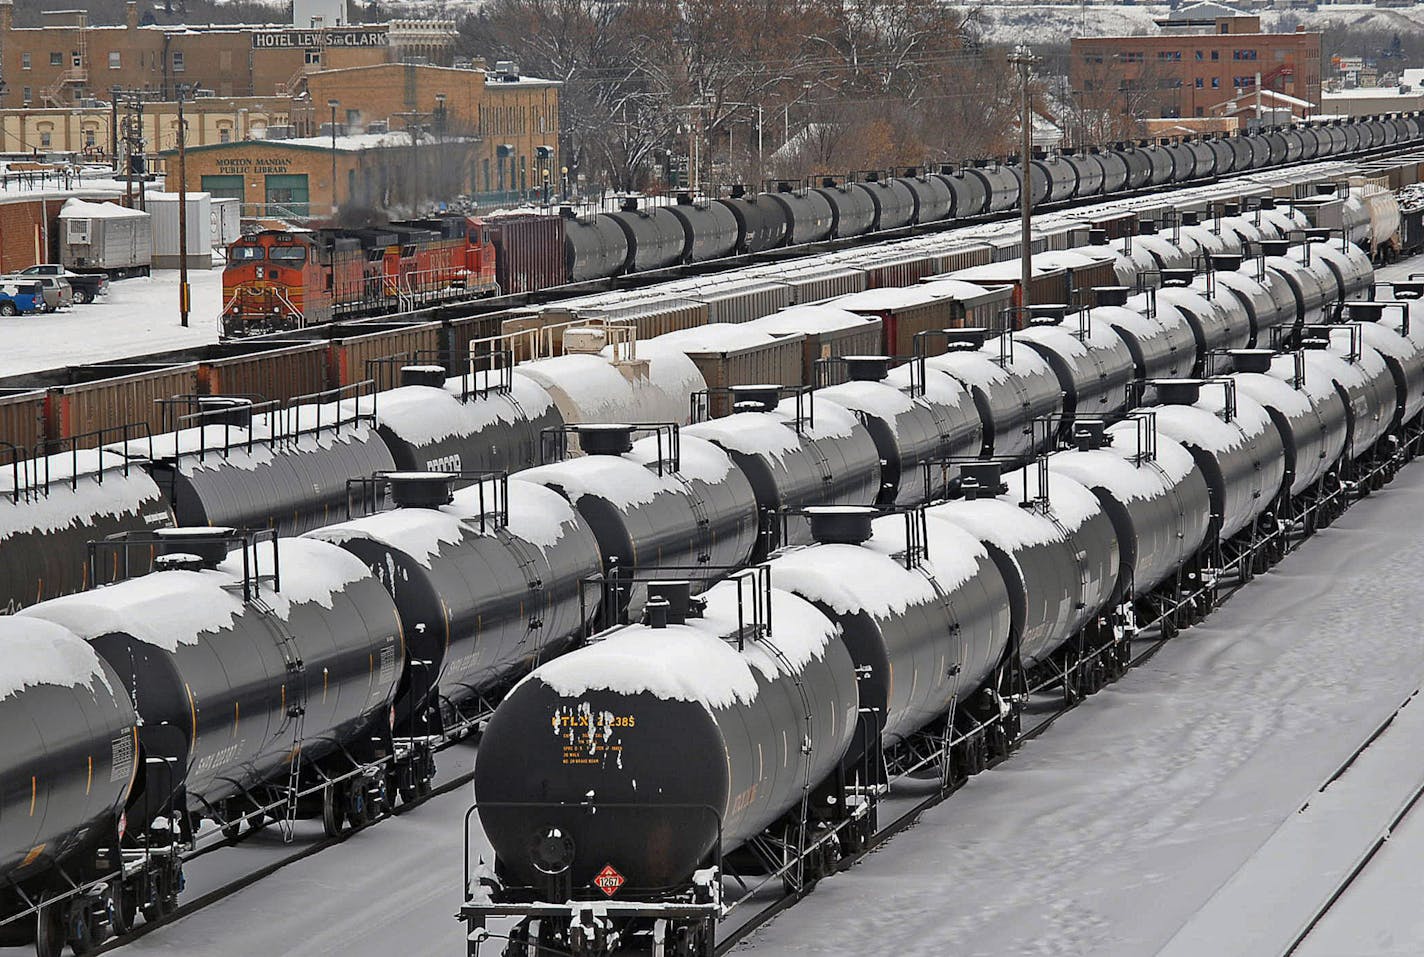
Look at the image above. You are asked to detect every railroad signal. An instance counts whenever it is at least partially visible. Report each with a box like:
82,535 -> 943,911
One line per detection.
593,864 -> 625,897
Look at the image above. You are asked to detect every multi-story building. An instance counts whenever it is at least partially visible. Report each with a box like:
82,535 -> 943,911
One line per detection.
0,0 -> 456,106
1069,15 -> 1322,124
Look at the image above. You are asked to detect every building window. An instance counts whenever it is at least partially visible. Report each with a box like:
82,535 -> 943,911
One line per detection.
1123,51 -> 1144,63
49,52 -> 62,67
22,87 -> 32,105
109,52 -> 121,70
21,53 -> 30,70
305,48 -> 321,65
84,129 -> 96,147
219,127 -> 231,143
1194,50 -> 1204,61
1196,107 -> 1205,117
1234,75 -> 1256,88
1211,77 -> 1220,88
39,131 -> 51,147
1195,77 -> 1204,88
1157,50 -> 1181,61
1233,49 -> 1257,60
1210,50 -> 1220,61
172,51 -> 185,73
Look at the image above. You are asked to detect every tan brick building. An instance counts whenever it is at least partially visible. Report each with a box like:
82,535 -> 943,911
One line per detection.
0,1 -> 456,106
0,96 -> 292,156
1070,15 -> 1322,122
167,132 -> 479,218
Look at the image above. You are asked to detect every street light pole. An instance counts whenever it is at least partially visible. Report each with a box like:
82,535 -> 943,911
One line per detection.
177,87 -> 189,328
328,98 -> 339,219
1009,44 -> 1040,322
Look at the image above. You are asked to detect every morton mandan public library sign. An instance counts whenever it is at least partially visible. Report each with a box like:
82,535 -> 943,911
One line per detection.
251,29 -> 388,48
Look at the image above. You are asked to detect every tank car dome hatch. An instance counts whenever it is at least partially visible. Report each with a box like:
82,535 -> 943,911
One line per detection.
399,365 -> 446,389
474,579 -> 858,892
0,616 -> 138,880
928,466 -> 1118,669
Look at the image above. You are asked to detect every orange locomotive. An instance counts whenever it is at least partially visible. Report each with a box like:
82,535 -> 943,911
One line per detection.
221,215 -> 498,338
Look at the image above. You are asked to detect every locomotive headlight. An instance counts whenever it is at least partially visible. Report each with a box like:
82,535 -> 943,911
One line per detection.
529,825 -> 576,875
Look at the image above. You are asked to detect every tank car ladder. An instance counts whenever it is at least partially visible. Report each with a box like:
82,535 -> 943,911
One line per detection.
249,594 -> 308,842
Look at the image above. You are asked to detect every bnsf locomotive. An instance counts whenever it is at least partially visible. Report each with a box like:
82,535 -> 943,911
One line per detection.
221,215 -> 498,336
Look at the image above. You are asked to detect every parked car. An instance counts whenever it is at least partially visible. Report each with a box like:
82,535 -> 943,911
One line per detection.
0,279 -> 46,316
18,264 -> 108,303
7,274 -> 75,312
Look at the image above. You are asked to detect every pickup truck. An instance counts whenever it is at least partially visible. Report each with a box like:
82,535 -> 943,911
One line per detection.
18,264 -> 108,304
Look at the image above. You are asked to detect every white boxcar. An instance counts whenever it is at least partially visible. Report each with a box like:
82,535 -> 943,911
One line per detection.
58,198 -> 152,275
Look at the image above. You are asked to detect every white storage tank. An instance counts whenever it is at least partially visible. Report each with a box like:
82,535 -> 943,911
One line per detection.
210,198 -> 241,250
146,191 -> 213,268
57,198 -> 152,276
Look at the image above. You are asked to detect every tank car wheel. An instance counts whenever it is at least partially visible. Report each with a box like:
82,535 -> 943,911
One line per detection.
34,897 -> 66,957
111,878 -> 138,936
67,905 -> 97,957
321,784 -> 346,837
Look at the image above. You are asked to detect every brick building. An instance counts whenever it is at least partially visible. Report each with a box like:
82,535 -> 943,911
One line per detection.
0,96 -> 292,155
168,132 -> 479,218
0,0 -> 457,106
1070,15 -> 1322,123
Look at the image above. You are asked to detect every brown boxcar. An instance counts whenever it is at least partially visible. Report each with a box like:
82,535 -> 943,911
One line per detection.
652,328 -> 807,417
936,261 -> 1071,322
831,281 -> 1012,356
199,341 -> 331,402
748,306 -> 884,386
486,213 -> 569,294
0,388 -> 47,454
327,321 -> 445,390
47,363 -> 200,448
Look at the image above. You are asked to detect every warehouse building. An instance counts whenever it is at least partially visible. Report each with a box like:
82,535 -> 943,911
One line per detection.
168,131 -> 480,218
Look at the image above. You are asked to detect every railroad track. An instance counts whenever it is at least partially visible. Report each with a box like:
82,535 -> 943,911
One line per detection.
711,459 -> 1404,956
1278,687 -> 1424,957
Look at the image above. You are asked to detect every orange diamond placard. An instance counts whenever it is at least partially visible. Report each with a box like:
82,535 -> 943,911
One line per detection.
593,864 -> 625,897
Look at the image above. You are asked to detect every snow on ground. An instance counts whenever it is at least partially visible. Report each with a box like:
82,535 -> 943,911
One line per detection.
0,268 -> 222,379
737,461 -> 1424,957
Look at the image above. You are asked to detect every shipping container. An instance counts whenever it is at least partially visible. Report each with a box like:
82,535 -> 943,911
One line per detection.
198,340 -> 331,402
57,199 -> 152,274
46,363 -> 200,448
0,388 -> 47,453
486,212 -> 569,293
146,191 -> 213,269
644,325 -> 806,417
747,306 -> 884,386
210,198 -> 241,249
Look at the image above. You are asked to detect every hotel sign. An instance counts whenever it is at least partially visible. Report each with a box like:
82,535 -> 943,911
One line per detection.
252,29 -> 388,48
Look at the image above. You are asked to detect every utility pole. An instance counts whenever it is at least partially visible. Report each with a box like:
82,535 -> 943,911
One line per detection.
328,98 -> 339,219
177,87 -> 189,328
1009,44 -> 1040,323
